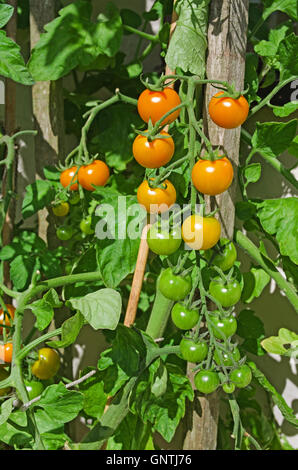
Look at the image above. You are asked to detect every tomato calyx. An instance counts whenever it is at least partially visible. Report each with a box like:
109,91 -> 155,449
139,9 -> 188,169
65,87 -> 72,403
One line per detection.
212,82 -> 244,100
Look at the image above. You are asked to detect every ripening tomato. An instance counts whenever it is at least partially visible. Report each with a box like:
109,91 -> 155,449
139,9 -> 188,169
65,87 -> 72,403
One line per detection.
191,157 -> 234,196
52,202 -> 70,217
60,166 -> 79,191
132,131 -> 175,169
137,179 -> 176,214
147,223 -> 182,255
31,348 -> 60,380
181,215 -> 221,250
0,304 -> 15,335
0,342 -> 13,363
78,160 -> 110,191
208,92 -> 249,129
137,88 -> 181,125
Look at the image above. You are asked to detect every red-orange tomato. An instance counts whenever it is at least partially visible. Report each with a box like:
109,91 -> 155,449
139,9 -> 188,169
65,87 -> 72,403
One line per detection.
137,88 -> 181,125
192,157 -> 234,196
78,160 -> 110,191
208,92 -> 249,129
0,343 -> 13,363
60,166 -> 79,191
132,131 -> 175,169
0,304 -> 15,335
137,179 -> 176,214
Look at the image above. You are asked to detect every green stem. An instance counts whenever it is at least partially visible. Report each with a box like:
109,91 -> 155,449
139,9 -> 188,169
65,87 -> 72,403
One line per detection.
123,24 -> 158,42
146,282 -> 173,339
248,76 -> 296,119
235,230 -> 298,312
16,327 -> 62,361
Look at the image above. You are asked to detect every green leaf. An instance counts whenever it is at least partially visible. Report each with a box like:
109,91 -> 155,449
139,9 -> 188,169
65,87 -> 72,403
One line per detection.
22,180 -> 55,219
89,103 -> 143,171
288,135 -> 298,157
276,33 -> 298,80
165,0 -> 209,76
0,410 -> 32,448
244,53 -> 260,104
10,254 -> 39,290
271,101 -> 298,117
237,309 -> 265,356
0,4 -> 13,28
252,120 -> 297,158
261,328 -> 298,356
256,198 -> 298,264
48,312 -> 85,348
0,30 -> 34,85
120,9 -> 142,31
254,24 -> 289,60
243,163 -> 262,187
241,268 -> 271,303
33,383 -> 84,433
262,0 -> 298,21
249,361 -> 298,427
68,288 -> 122,330
78,368 -> 107,419
143,0 -> 173,21
0,397 -> 14,426
28,289 -> 62,331
235,201 -> 257,221
28,1 -> 122,81
97,238 -> 140,289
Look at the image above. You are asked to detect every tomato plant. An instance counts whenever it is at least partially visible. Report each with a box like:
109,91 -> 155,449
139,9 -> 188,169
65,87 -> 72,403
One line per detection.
208,92 -> 249,129
78,160 -> 110,191
0,0 -> 296,453
191,157 -> 234,196
182,214 -> 221,250
0,304 -> 15,334
171,303 -> 199,330
147,223 -> 181,255
137,179 -> 176,214
180,338 -> 208,363
132,131 -> 175,168
209,278 -> 242,307
159,268 -> 192,301
194,370 -> 220,394
137,88 -> 181,125
31,348 -> 60,380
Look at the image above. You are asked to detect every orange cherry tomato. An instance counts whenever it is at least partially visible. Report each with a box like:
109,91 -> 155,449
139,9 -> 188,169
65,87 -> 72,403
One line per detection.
0,304 -> 15,335
60,166 -> 79,191
137,88 -> 181,125
191,157 -> 234,196
182,215 -> 221,250
137,179 -> 176,214
78,160 -> 110,191
208,92 -> 249,129
0,342 -> 13,363
132,131 -> 175,169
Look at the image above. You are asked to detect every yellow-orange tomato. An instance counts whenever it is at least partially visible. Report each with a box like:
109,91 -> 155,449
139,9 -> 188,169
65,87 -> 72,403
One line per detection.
78,160 -> 110,191
0,343 -> 13,363
208,92 -> 249,129
31,348 -> 60,380
0,304 -> 15,335
60,166 -> 79,191
182,215 -> 221,250
132,131 -> 175,169
137,179 -> 176,214
137,88 -> 181,126
192,157 -> 234,196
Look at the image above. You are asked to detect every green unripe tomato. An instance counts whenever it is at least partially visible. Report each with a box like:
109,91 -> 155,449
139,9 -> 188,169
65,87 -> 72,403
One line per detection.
56,226 -> 73,241
69,192 -> 80,205
213,347 -> 240,366
171,303 -> 199,330
159,268 -> 192,301
180,338 -> 208,363
80,217 -> 94,235
210,314 -> 237,340
194,370 -> 220,394
222,382 -> 236,394
230,365 -> 252,388
204,238 -> 237,271
24,380 -> 45,400
209,277 -> 242,307
147,223 -> 182,255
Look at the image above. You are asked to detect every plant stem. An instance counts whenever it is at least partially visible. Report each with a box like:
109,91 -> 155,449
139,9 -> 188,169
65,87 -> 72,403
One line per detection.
123,24 -> 158,42
146,281 -> 173,339
235,230 -> 298,312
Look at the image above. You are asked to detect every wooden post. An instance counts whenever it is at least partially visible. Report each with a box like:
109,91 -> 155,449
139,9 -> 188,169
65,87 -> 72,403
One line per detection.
29,0 -> 65,246
183,0 -> 249,450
